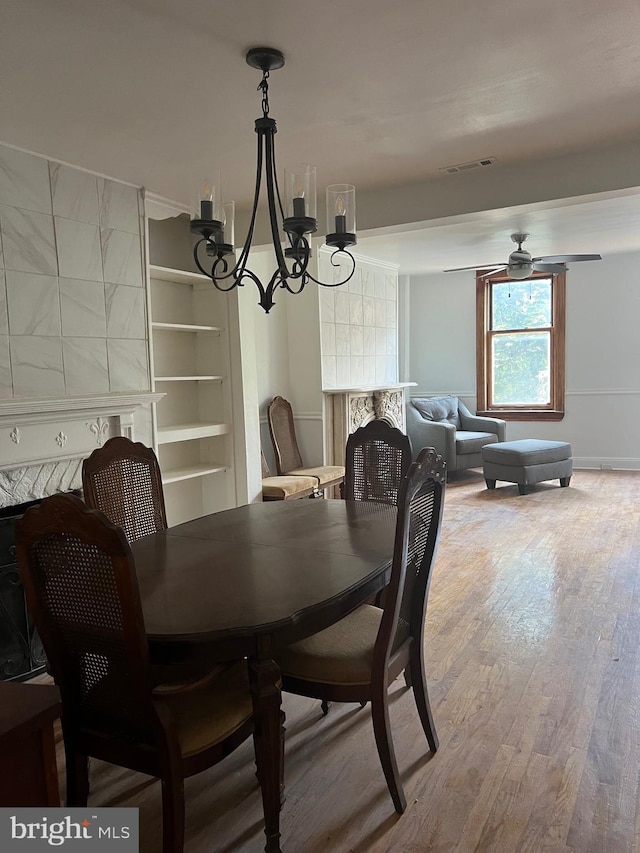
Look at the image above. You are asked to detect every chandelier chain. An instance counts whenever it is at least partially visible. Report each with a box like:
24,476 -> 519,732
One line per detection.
258,71 -> 270,118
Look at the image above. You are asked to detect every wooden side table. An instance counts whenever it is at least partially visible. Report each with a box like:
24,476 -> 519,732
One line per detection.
0,681 -> 61,807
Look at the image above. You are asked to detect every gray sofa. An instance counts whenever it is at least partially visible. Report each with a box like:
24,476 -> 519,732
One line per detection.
406,396 -> 506,472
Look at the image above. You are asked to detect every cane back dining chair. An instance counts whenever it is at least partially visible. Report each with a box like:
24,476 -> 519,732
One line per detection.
267,396 -> 344,493
260,448 -> 318,501
15,494 -> 254,853
344,419 -> 413,506
82,436 -> 167,542
276,446 -> 447,814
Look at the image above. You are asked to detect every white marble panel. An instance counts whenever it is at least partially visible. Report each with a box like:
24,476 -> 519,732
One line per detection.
374,271 -> 386,299
375,355 -> 387,384
55,218 -> 103,281
60,278 -> 106,337
386,356 -> 397,383
50,163 -> 99,224
374,298 -> 386,328
11,336 -> 64,396
349,292 -> 363,325
375,326 -> 387,356
107,339 -> 149,391
386,328 -> 397,355
363,354 -> 376,384
363,295 -> 375,327
0,206 -> 57,275
101,228 -> 143,287
363,326 -> 376,356
386,299 -> 397,329
0,270 -> 6,334
319,287 -> 335,323
361,267 -> 375,297
322,355 -> 336,389
385,273 -> 397,301
0,147 -> 52,214
349,268 -> 363,294
334,290 -> 350,324
105,283 -> 146,339
350,356 -> 364,386
320,322 -> 336,356
6,271 -> 60,335
98,179 -> 140,234
335,323 -> 350,356
63,337 -> 109,394
350,325 -> 363,356
0,334 -> 10,397
336,355 -> 350,387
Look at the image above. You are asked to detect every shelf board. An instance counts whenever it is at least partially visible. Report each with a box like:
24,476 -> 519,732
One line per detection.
155,375 -> 223,382
149,265 -> 211,287
157,422 -> 231,444
152,321 -> 222,334
162,463 -> 227,484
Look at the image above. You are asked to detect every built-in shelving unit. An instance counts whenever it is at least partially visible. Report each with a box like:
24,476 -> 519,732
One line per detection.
147,261 -> 236,525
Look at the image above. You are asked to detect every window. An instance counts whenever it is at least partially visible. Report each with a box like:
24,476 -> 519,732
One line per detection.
476,270 -> 565,420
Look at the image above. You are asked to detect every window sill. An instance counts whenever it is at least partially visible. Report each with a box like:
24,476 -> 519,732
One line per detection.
477,410 -> 565,422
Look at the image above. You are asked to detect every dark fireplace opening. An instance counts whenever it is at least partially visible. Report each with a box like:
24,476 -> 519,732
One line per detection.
0,491 -> 81,681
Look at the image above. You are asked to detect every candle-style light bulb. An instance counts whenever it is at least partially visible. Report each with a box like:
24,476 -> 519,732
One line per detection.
334,195 -> 346,233
292,176 -> 306,218
200,181 -> 214,220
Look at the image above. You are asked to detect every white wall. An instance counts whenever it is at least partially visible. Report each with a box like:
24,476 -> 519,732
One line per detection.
406,250 -> 640,469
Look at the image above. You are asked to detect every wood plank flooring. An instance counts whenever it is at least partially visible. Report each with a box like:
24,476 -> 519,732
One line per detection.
46,469 -> 640,852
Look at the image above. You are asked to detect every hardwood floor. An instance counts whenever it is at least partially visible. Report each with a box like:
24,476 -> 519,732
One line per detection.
48,469 -> 640,851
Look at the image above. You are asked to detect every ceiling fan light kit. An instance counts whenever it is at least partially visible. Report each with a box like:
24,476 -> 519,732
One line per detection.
189,47 -> 358,314
444,232 -> 602,280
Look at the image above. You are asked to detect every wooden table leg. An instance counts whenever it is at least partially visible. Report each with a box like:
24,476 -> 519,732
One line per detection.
249,636 -> 285,853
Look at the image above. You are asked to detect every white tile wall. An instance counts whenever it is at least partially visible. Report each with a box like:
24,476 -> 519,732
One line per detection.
319,252 -> 399,390
0,143 -> 148,398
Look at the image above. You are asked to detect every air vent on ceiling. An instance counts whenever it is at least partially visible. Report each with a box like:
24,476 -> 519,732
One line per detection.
439,157 -> 496,175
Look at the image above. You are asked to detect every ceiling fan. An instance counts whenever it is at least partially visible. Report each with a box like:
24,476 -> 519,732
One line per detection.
444,233 -> 602,280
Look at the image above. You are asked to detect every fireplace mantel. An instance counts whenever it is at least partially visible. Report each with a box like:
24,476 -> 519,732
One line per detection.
0,392 -> 164,508
323,383 -> 416,470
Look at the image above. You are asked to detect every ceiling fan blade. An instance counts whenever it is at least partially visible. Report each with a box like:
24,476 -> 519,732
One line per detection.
533,262 -> 566,273
443,263 -> 504,272
478,267 -> 508,278
533,254 -> 602,264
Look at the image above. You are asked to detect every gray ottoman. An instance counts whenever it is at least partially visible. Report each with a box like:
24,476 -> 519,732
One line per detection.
482,439 -> 573,495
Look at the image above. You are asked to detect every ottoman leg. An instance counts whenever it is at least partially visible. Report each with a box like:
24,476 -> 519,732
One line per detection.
485,479 -> 496,490
518,484 -> 528,496
560,477 -> 571,487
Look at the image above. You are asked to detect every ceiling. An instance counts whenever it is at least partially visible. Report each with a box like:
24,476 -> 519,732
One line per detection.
2,0 -> 640,273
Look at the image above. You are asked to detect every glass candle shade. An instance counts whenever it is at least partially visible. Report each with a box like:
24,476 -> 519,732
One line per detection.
285,165 -> 317,220
191,173 -> 224,224
326,184 -> 356,236
220,201 -> 235,248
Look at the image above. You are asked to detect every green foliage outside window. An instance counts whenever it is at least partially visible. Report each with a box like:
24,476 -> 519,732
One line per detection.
490,278 -> 552,406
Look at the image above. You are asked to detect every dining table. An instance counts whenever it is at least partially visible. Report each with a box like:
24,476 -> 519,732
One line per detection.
130,497 -> 397,853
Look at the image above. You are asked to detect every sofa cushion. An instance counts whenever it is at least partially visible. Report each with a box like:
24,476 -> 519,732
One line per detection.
411,396 -> 460,427
456,431 -> 499,455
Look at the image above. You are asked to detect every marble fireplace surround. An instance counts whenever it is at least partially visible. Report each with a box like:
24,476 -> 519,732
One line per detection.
323,382 -> 416,469
0,392 -> 163,509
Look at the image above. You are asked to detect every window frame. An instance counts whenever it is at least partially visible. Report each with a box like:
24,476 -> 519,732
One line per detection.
475,269 -> 566,421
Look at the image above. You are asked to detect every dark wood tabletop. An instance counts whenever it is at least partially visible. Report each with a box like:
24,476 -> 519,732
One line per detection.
130,498 -> 396,853
132,498 -> 396,645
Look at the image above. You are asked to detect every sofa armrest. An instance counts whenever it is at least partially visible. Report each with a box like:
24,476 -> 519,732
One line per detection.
406,404 -> 457,463
460,411 -> 506,440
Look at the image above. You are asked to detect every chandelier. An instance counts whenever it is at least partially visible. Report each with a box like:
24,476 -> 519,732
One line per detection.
189,47 -> 357,314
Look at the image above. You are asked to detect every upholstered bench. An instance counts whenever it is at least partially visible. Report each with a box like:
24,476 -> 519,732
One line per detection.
481,439 -> 573,495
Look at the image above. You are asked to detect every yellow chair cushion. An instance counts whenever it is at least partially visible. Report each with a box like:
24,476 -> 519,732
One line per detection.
287,465 -> 345,486
262,475 -> 316,499
277,604 -> 383,686
158,660 -> 252,758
